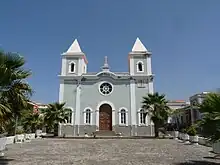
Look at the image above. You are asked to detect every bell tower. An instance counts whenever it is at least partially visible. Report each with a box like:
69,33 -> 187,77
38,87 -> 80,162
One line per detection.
59,39 -> 88,103
128,37 -> 153,93
61,39 -> 88,77
128,38 -> 154,135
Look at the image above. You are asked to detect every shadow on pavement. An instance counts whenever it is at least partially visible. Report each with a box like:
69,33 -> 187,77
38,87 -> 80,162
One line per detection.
174,160 -> 220,165
0,157 -> 14,165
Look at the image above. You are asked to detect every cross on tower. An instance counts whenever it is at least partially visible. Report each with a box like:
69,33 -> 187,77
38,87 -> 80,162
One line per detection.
101,56 -> 110,71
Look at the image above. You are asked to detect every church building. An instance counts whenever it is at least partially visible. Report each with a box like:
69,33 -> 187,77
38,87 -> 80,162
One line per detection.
58,38 -> 154,136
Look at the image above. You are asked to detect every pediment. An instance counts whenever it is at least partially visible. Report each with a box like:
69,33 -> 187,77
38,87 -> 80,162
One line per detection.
96,71 -> 116,78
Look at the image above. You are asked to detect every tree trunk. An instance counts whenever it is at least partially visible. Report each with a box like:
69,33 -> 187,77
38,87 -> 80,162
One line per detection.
154,122 -> 159,138
54,123 -> 58,136
14,115 -> 18,135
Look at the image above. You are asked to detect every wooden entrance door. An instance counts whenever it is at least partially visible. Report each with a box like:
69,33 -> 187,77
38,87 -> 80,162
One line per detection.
99,104 -> 112,130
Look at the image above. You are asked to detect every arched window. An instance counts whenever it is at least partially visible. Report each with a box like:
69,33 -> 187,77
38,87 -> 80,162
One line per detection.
140,109 -> 145,124
120,109 -> 126,124
119,108 -> 128,126
138,109 -> 147,125
84,108 -> 92,124
64,107 -> 73,124
69,62 -> 76,73
85,109 -> 91,124
137,61 -> 144,72
67,109 -> 72,123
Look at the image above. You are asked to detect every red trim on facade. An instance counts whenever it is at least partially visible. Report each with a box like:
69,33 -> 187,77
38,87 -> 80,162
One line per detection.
82,55 -> 88,64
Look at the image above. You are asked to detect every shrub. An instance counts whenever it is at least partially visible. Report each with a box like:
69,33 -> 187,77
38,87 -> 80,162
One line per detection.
180,128 -> 186,133
186,125 -> 197,136
16,129 -> 24,134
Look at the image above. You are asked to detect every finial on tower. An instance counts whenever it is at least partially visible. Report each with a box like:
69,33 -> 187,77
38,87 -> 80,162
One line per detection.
101,56 -> 110,71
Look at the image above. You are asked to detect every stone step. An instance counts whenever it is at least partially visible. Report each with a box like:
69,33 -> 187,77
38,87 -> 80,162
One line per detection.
53,136 -> 173,139
94,131 -> 117,136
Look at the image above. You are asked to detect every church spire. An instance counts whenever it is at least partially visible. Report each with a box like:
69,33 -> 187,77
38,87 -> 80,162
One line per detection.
66,39 -> 82,53
132,37 -> 148,52
101,56 -> 110,71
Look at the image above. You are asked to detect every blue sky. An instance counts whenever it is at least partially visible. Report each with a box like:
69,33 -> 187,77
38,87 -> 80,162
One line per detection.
1,0 -> 220,103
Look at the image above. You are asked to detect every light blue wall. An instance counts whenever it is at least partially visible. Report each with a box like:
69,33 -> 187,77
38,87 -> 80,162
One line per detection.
79,77 -> 131,125
62,77 -> 151,126
135,85 -> 149,111
63,80 -> 77,109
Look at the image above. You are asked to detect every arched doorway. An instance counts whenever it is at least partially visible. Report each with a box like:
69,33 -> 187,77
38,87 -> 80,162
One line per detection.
99,104 -> 112,131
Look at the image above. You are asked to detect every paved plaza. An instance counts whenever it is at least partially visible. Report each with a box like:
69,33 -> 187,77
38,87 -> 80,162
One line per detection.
1,138 -> 220,165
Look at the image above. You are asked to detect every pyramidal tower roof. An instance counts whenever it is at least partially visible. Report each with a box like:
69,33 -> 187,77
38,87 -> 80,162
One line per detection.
66,39 -> 82,53
132,37 -> 148,52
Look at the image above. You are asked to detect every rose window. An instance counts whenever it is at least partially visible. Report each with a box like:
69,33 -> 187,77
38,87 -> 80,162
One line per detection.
99,82 -> 113,95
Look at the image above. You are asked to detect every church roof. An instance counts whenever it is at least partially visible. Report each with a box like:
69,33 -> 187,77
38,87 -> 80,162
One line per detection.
132,37 -> 148,52
66,39 -> 82,53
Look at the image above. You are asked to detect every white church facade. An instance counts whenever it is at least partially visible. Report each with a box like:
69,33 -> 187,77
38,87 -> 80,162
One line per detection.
58,38 -> 154,136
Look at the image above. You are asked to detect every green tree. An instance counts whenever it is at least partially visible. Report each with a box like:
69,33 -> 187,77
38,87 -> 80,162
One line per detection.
42,102 -> 71,136
142,92 -> 170,138
197,93 -> 220,142
21,108 -> 44,133
0,50 -> 32,134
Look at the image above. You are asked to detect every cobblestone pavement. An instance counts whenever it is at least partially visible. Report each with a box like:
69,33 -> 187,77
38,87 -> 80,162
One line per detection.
1,139 -> 220,165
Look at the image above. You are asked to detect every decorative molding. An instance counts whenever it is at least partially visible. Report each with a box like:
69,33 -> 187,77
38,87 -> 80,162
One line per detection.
96,70 -> 116,77
83,107 -> 93,112
96,100 -> 116,110
98,81 -> 114,96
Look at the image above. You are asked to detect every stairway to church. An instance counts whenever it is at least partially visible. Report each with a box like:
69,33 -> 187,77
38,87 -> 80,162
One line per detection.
94,130 -> 117,136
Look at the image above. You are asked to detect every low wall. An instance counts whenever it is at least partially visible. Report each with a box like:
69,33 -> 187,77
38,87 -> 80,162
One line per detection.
5,136 -> 15,145
1,133 -> 36,146
198,136 -> 212,147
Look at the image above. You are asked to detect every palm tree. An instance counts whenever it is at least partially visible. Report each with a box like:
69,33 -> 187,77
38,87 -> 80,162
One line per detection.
142,92 -> 170,138
0,50 -> 32,134
22,109 -> 44,133
197,93 -> 220,142
42,102 -> 71,136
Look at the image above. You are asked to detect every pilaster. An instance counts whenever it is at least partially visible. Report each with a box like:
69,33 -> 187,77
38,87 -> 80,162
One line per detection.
75,82 -> 81,135
130,80 -> 137,135
61,58 -> 67,75
95,110 -> 99,131
148,81 -> 154,94
146,56 -> 152,75
78,59 -> 83,76
112,109 -> 116,126
59,80 -> 64,103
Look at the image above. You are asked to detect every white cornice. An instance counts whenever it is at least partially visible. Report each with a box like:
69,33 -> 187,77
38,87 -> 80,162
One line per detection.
58,74 -> 155,82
